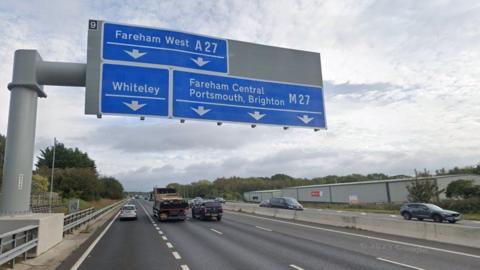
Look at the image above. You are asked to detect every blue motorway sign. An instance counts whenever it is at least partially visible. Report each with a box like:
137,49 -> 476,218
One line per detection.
101,64 -> 169,116
102,22 -> 228,73
172,71 -> 326,128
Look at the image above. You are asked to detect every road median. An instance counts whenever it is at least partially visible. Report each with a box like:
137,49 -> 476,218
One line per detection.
224,202 -> 480,249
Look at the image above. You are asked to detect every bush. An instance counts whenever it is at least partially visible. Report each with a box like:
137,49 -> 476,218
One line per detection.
406,178 -> 443,202
438,197 -> 480,213
446,179 -> 480,199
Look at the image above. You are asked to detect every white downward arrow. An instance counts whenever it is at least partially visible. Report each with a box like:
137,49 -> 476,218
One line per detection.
248,111 -> 266,121
124,49 -> 147,59
191,106 -> 211,116
191,57 -> 210,67
123,100 -> 146,111
298,115 -> 314,124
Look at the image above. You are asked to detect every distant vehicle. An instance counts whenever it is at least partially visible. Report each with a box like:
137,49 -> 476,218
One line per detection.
190,197 -> 203,207
269,197 -> 303,210
152,188 -> 189,221
259,199 -> 271,207
214,197 -> 226,204
400,203 -> 462,223
191,200 -> 223,221
119,204 -> 137,220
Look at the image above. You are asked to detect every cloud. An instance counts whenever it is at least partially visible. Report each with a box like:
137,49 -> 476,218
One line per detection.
0,0 -> 479,191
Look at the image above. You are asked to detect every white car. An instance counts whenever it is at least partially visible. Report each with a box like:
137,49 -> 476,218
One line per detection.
119,204 -> 137,220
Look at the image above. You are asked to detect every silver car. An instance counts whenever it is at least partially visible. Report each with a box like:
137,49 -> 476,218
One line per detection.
119,204 -> 138,220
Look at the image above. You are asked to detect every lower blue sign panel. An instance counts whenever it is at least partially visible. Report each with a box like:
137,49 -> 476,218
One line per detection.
172,71 -> 326,128
101,64 -> 169,116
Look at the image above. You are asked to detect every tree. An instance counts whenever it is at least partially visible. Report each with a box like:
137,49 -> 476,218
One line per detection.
36,142 -> 96,171
446,180 -> 480,199
31,174 -> 49,193
52,168 -> 99,201
99,177 -> 124,199
406,178 -> 443,203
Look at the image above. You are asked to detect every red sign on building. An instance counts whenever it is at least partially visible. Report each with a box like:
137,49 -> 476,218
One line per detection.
311,190 -> 322,197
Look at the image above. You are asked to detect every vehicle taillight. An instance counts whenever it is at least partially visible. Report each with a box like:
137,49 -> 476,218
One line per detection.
219,208 -> 223,213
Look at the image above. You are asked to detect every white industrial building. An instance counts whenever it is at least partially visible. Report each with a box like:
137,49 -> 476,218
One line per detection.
243,174 -> 480,204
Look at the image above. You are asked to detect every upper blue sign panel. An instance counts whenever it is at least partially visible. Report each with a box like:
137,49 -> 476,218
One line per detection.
102,22 -> 228,73
172,71 -> 326,128
101,63 -> 169,116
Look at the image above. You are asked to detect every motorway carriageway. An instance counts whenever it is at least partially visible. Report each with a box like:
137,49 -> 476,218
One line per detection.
58,199 -> 480,270
297,207 -> 480,228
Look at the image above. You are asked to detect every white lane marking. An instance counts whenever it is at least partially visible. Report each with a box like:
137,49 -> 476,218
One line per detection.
317,209 -> 323,211
70,211 -> 121,270
158,230 -> 164,235
361,212 -> 367,215
336,210 -> 344,213
473,221 -> 480,224
290,264 -> 304,270
255,225 -> 272,232
172,251 -> 181,259
162,236 -> 168,240
227,211 -> 480,259
377,258 -> 425,270
166,242 -> 173,248
181,265 -> 191,270
210,228 -> 223,235
156,227 -> 160,231
389,215 -> 397,218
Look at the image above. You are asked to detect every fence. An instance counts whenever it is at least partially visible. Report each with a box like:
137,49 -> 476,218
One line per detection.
63,200 -> 125,232
30,193 -> 64,214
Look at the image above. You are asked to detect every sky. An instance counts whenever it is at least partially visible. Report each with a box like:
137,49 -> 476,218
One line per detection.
0,0 -> 479,191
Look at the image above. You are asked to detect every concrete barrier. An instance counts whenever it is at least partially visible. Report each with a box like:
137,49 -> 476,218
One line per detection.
224,202 -> 480,249
274,209 -> 295,220
253,207 -> 276,217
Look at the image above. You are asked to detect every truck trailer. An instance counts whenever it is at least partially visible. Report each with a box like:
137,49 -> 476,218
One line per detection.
152,188 -> 189,221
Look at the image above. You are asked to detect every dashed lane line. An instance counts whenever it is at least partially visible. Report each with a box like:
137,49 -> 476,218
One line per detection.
162,236 -> 168,240
377,258 -> 425,270
290,264 -> 305,270
181,265 -> 191,270
255,225 -> 273,232
210,228 -> 223,235
172,251 -> 182,259
166,242 -> 173,248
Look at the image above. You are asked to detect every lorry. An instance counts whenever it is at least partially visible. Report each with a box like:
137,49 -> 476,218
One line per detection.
152,187 -> 189,221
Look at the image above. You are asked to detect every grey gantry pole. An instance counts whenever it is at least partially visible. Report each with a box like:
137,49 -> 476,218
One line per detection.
0,50 -> 85,215
49,137 -> 57,213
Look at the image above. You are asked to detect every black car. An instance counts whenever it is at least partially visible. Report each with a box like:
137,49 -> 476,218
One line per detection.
400,203 -> 462,223
269,197 -> 303,210
191,200 -> 223,221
